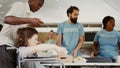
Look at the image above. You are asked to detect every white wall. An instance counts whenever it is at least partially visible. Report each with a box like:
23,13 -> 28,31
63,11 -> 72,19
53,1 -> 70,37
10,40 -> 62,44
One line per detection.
36,0 -> 120,30
0,0 -> 120,30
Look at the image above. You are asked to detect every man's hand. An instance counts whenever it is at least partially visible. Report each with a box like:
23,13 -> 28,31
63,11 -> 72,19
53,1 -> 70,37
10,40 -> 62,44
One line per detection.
72,49 -> 78,57
29,18 -> 44,27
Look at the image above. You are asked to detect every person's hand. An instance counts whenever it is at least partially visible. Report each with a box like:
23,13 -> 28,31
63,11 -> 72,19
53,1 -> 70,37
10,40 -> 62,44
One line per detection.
55,47 -> 68,57
91,52 -> 95,58
94,50 -> 99,56
72,49 -> 78,57
29,18 -> 44,27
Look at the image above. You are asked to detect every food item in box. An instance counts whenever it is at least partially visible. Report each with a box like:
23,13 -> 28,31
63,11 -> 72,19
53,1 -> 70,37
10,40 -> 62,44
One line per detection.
60,56 -> 67,59
56,55 -> 73,63
73,56 -> 87,63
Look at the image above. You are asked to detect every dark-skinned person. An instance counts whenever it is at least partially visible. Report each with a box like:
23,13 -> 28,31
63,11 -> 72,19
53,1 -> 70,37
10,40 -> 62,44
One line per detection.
0,0 -> 44,68
93,16 -> 120,60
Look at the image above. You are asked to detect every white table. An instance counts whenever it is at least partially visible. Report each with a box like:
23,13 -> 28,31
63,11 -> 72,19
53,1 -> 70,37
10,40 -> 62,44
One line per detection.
18,57 -> 120,68
18,57 -> 63,68
63,63 -> 120,66
61,63 -> 120,68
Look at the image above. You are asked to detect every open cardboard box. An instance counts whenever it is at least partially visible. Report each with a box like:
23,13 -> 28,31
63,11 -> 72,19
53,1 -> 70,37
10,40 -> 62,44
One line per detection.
56,55 -> 87,63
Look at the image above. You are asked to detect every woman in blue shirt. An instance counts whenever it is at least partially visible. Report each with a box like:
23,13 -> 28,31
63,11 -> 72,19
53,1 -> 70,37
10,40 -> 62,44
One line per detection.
93,16 -> 120,59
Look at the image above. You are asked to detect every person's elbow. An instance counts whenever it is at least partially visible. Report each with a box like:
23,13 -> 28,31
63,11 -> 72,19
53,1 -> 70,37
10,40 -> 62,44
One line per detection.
4,16 -> 14,24
4,16 -> 10,23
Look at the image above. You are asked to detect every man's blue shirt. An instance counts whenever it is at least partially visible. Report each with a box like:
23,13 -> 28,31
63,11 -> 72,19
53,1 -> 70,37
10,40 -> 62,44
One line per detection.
57,21 -> 84,56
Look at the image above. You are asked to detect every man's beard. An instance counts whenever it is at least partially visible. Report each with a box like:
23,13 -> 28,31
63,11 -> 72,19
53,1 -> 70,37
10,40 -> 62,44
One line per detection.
70,17 -> 77,24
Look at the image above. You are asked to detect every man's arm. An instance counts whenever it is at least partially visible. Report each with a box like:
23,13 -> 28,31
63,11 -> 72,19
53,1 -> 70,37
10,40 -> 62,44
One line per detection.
76,35 -> 84,51
73,35 -> 84,57
93,42 -> 99,56
56,34 -> 62,47
4,16 -> 44,27
118,42 -> 120,50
